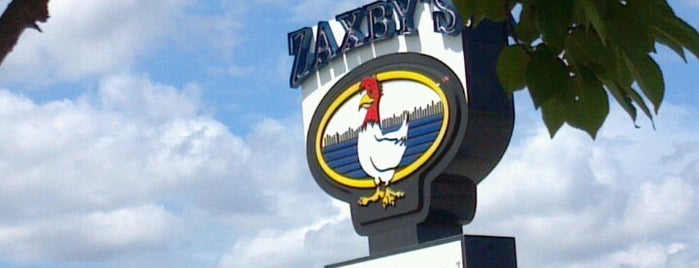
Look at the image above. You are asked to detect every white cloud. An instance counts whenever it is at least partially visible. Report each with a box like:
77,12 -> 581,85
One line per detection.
623,178 -> 695,234
0,75 -> 241,223
608,242 -> 686,267
0,205 -> 175,263
0,75 -> 241,264
467,99 -> 699,268
218,201 -> 366,268
0,74 -> 337,266
0,0 -> 191,83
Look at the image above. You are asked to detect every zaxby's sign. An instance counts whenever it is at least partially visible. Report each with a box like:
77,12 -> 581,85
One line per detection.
288,0 -> 462,88
289,0 -> 514,254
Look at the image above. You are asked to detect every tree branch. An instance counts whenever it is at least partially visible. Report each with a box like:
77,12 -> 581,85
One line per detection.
0,0 -> 49,66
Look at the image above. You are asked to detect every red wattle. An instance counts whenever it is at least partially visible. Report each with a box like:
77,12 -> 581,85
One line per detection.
362,102 -> 380,127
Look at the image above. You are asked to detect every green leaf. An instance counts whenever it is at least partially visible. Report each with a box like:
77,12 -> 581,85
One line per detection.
598,73 -> 638,125
497,45 -> 532,93
541,97 -> 566,138
605,2 -> 654,58
572,0 -> 586,23
611,53 -> 658,126
589,0 -> 608,16
453,0 -> 472,18
535,0 -> 575,49
455,0 -> 488,27
577,0 -> 607,45
655,16 -> 699,60
515,21 -> 539,45
612,47 -> 634,88
655,30 -> 687,62
627,55 -> 665,113
566,66 -> 609,139
479,0 -> 508,22
648,0 -> 676,18
647,0 -> 697,60
454,0 -> 478,25
525,46 -> 570,108
515,2 -> 539,44
565,30 -> 606,66
492,0 -> 698,138
625,86 -> 656,129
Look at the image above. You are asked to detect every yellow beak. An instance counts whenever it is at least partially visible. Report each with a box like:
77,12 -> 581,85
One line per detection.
359,94 -> 374,109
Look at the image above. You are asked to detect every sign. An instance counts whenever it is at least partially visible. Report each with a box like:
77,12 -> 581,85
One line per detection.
330,238 -> 464,268
304,52 -> 468,235
327,235 -> 517,268
289,0 -> 514,254
288,0 -> 463,88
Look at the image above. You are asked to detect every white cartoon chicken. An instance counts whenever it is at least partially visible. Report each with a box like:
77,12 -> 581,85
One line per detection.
356,77 -> 409,208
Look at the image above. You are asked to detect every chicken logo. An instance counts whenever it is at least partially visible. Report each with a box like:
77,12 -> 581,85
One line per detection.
305,52 -> 474,237
356,77 -> 409,208
309,58 -> 454,210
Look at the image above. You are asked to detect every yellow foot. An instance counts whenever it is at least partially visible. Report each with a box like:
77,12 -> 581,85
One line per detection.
358,187 -> 404,208
358,187 -> 383,206
381,187 -> 404,208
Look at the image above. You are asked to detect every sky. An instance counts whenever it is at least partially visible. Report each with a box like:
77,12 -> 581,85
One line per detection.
0,0 -> 697,267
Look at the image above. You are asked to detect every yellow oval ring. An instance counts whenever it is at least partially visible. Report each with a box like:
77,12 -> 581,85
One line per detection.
314,70 -> 450,189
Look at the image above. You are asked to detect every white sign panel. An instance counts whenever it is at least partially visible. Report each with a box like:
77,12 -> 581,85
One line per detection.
332,240 -> 463,268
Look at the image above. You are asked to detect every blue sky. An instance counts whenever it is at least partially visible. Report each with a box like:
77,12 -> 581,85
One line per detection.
0,0 -> 697,267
